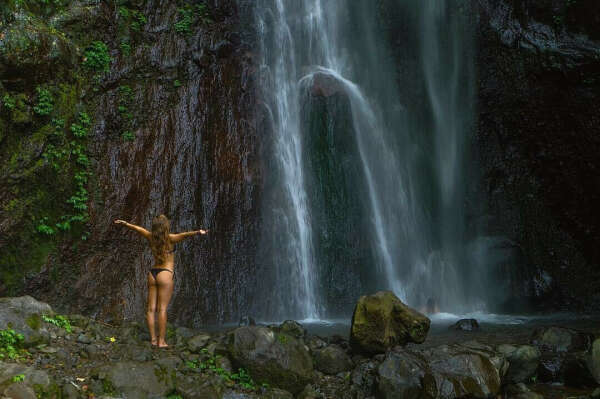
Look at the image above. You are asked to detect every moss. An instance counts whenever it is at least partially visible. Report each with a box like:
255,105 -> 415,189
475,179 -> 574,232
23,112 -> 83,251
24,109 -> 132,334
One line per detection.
10,93 -> 31,124
25,314 -> 42,331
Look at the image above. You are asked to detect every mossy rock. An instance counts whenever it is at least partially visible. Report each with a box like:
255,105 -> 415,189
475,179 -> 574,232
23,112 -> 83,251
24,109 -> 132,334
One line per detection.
9,93 -> 31,125
350,291 -> 430,355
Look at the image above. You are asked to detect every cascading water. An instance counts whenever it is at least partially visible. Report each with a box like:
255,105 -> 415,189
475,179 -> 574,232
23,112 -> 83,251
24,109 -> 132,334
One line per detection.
255,0 -> 491,320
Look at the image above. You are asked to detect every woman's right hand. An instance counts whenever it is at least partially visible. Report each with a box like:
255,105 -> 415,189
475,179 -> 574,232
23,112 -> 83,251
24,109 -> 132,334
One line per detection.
198,229 -> 208,234
114,219 -> 127,225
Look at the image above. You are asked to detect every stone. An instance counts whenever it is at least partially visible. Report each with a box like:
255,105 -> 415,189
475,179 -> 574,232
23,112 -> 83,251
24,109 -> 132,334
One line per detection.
449,318 -> 480,331
351,360 -> 378,395
188,333 -> 212,352
95,361 -> 174,398
530,326 -> 593,352
77,333 -> 93,344
279,320 -> 306,339
0,362 -> 51,389
589,338 -> 600,384
3,383 -> 37,399
497,344 -> 541,383
313,345 -> 353,375
350,291 -> 430,355
175,374 -> 224,399
537,351 -> 564,382
562,352 -> 597,388
0,296 -> 54,346
227,326 -> 314,394
377,342 -> 506,399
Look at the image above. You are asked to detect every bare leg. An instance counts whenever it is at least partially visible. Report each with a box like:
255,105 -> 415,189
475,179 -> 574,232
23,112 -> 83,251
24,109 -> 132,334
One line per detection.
146,272 -> 158,345
156,270 -> 174,347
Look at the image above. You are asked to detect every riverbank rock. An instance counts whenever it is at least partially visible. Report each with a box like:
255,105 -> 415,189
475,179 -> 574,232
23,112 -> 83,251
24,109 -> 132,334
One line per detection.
94,361 -> 175,399
313,345 -> 353,375
350,291 -> 430,355
590,338 -> 600,384
449,318 -> 480,331
0,296 -> 54,345
227,326 -> 314,394
376,341 -> 506,398
497,344 -> 541,383
530,326 -> 593,352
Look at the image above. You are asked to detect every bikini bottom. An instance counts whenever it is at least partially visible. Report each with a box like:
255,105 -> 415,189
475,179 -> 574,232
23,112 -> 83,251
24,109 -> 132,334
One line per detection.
149,268 -> 174,280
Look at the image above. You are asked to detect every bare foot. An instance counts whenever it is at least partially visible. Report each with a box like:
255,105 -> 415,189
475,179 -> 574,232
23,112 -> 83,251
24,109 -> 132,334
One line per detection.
151,338 -> 158,347
158,342 -> 169,348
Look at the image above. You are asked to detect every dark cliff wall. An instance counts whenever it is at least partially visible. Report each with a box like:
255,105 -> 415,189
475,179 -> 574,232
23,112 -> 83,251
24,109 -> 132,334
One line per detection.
474,0 -> 600,311
0,0 -> 262,325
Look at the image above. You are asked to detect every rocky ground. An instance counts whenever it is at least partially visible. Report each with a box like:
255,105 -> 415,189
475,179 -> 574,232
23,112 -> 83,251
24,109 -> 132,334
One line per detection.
1,294 -> 600,399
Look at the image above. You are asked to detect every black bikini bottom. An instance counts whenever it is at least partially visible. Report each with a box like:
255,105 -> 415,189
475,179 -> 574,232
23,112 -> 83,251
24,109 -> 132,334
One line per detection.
149,268 -> 174,280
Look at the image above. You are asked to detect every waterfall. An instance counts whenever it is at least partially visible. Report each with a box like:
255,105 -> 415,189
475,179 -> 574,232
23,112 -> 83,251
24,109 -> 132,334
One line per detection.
255,0 -> 482,320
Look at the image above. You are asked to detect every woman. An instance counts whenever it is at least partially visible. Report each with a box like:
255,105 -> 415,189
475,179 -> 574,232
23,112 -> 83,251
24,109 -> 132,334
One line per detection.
114,214 -> 207,348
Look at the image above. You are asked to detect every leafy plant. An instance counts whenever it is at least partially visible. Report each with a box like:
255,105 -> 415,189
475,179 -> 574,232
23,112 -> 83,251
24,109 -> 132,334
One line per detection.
0,329 -> 25,360
173,79 -> 182,88
174,7 -> 194,34
120,41 -> 132,56
37,217 -> 56,235
70,112 -> 91,138
11,373 -> 25,382
42,314 -> 72,333
121,131 -> 134,141
185,352 -> 259,390
33,86 -> 53,116
83,41 -> 111,73
2,94 -> 16,110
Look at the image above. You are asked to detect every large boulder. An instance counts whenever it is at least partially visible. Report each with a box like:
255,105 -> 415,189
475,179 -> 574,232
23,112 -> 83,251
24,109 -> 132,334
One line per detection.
350,291 -> 430,355
589,338 -> 600,384
94,361 -> 175,399
377,341 -> 507,399
313,345 -> 353,375
530,326 -> 593,352
227,326 -> 314,394
0,296 -> 54,345
497,344 -> 541,383
0,361 -> 51,388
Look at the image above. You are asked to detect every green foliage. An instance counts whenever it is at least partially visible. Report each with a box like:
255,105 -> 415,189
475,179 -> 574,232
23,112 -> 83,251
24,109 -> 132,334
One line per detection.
33,86 -> 53,116
174,2 -> 211,35
277,334 -> 289,344
11,373 -> 25,383
3,94 -> 16,110
174,7 -> 193,34
173,79 -> 182,88
37,217 -> 55,235
121,131 -> 134,141
41,314 -> 72,333
120,41 -> 132,56
552,15 -> 564,27
119,6 -> 147,31
0,329 -> 25,360
70,112 -> 91,138
186,352 -> 259,390
166,394 -> 183,399
82,41 -> 111,73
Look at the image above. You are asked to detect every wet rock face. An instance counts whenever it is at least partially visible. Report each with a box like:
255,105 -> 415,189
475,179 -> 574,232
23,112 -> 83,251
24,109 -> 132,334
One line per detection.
472,0 -> 600,311
350,291 -> 430,355
1,0 -> 261,324
0,296 -> 54,346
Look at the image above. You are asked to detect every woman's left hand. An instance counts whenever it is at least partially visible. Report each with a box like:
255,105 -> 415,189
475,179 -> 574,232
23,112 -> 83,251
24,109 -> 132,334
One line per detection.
114,219 -> 127,225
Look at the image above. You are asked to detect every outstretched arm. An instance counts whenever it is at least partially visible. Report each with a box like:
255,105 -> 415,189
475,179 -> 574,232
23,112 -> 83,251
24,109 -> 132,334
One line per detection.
114,219 -> 151,240
169,229 -> 208,243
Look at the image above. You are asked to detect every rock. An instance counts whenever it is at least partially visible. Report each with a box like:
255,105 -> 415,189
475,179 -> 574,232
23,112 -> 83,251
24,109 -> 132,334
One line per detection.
313,345 -> 353,375
590,338 -> 600,384
279,320 -> 306,339
592,387 -> 600,398
307,336 -> 327,352
0,362 -> 51,389
260,388 -> 294,398
188,333 -> 211,352
530,326 -> 593,352
377,350 -> 432,399
0,296 -> 54,345
505,383 -> 544,399
537,351 -> 564,382
497,344 -> 541,383
216,355 -> 233,373
175,374 -> 225,399
350,291 -> 430,355
77,333 -> 93,344
95,361 -> 174,398
227,326 -> 314,394
304,71 -> 345,97
297,384 -> 322,399
175,326 -> 195,339
351,360 -> 377,395
238,316 -> 256,326
562,352 -> 597,388
3,383 -> 37,399
377,342 -> 506,399
449,318 -> 480,331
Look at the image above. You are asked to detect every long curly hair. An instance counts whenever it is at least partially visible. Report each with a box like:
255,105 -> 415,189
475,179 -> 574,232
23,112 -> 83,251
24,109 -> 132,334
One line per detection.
150,214 -> 172,264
